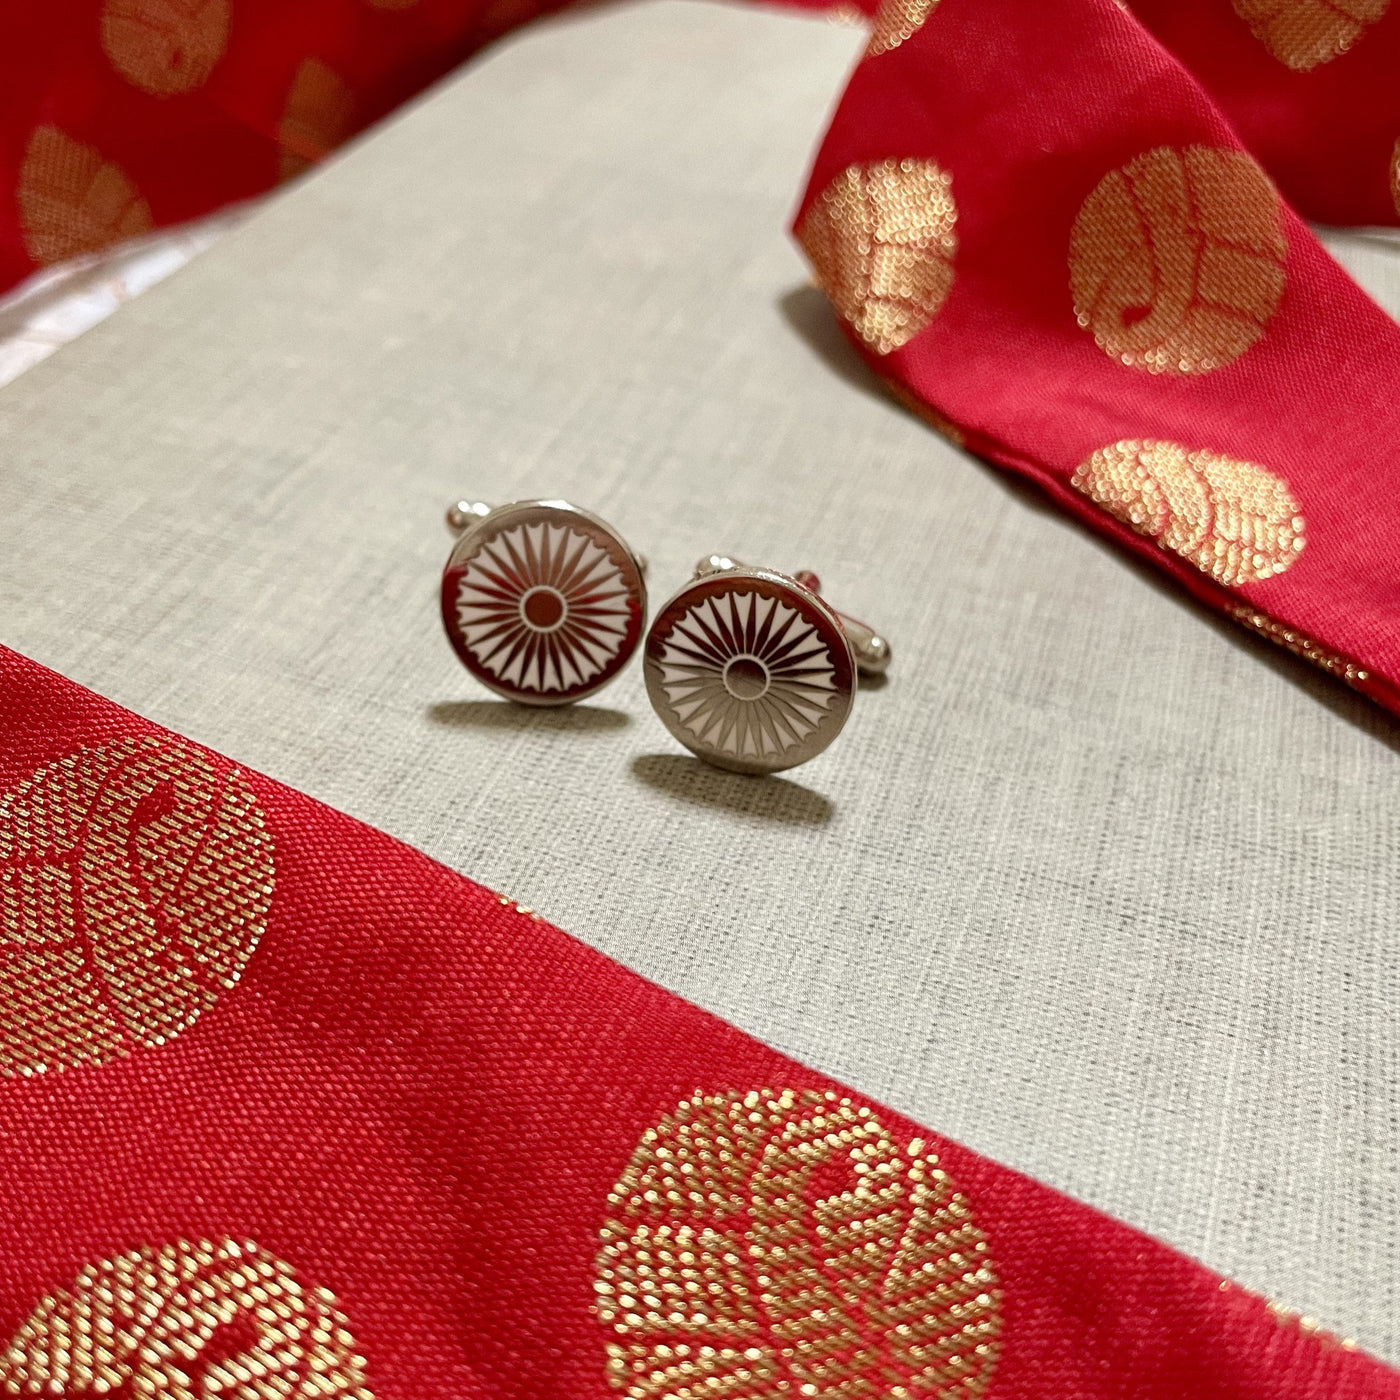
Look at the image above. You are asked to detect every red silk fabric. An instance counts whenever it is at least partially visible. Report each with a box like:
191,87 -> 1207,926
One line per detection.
795,0 -> 1400,712
0,643 -> 1396,1396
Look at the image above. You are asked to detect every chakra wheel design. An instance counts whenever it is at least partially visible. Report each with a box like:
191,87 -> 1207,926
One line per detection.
595,1089 -> 1003,1400
644,571 -> 854,774
0,1237 -> 373,1398
441,502 -> 646,705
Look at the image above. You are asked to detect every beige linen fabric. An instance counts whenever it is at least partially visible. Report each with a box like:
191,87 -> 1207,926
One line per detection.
2,0 -> 1399,1361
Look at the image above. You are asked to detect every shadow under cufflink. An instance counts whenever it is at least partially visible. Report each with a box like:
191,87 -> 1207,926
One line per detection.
631,754 -> 833,827
427,700 -> 631,732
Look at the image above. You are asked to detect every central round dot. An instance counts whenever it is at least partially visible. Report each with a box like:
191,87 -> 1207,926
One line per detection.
521,586 -> 566,631
723,655 -> 769,701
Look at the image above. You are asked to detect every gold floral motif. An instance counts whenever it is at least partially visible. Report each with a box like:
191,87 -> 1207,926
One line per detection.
1231,0 -> 1390,70
17,127 -> 154,267
0,735 -> 274,1077
1069,145 -> 1286,374
278,60 -> 355,182
798,159 -> 958,355
0,1238 -> 373,1398
1073,440 -> 1305,585
100,0 -> 231,96
596,1089 -> 1002,1400
867,0 -> 941,56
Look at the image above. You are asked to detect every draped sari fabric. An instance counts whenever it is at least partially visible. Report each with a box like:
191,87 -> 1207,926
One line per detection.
0,644 -> 1397,1396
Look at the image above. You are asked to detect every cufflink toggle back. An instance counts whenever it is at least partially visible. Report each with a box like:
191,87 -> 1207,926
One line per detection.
441,499 -> 647,705
644,556 -> 890,774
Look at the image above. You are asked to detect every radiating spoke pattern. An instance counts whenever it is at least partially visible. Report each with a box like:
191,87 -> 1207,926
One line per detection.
656,590 -> 838,764
455,522 -> 632,693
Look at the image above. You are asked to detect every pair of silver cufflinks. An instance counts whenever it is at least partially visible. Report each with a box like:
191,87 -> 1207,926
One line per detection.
438,499 -> 890,775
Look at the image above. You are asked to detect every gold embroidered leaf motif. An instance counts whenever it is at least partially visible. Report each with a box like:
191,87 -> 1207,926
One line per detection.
867,0 -> 941,56
100,0 -> 231,96
1069,145 -> 1286,374
278,59 -> 355,182
798,158 -> 958,355
596,1089 -> 1002,1400
1073,440 -> 1305,585
0,735 -> 274,1077
0,1238 -> 373,1399
1231,0 -> 1390,69
17,127 -> 154,267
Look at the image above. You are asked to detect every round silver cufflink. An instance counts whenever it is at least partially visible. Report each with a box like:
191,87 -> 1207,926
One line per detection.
643,556 -> 890,774
440,499 -> 647,706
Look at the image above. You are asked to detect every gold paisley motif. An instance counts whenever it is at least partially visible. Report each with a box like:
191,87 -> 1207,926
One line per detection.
1072,440 -> 1305,585
1069,145 -> 1286,374
867,0 -> 941,56
17,127 -> 154,267
100,0 -> 230,96
798,158 -> 958,355
278,59 -> 355,182
1231,0 -> 1390,69
596,1088 -> 1002,1400
0,735 -> 274,1077
0,1238 -> 373,1399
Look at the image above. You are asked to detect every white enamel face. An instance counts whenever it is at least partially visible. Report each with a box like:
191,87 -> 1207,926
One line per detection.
649,582 -> 852,772
451,515 -> 638,698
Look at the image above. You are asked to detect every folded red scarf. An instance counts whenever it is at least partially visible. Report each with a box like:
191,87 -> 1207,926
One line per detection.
1,645 -> 1395,1396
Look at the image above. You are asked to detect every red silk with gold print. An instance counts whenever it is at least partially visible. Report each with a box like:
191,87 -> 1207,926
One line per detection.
1,646 -> 1396,1395
796,0 -> 1400,708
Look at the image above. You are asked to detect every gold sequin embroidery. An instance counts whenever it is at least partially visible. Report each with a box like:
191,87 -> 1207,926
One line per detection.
798,159 -> 958,355
100,0 -> 231,96
1069,145 -> 1286,374
0,1238 -> 373,1398
278,59 -> 355,182
596,1088 -> 1002,1400
0,735 -> 275,1077
1228,605 -> 1369,687
1073,440 -> 1304,585
867,0 -> 941,56
1231,0 -> 1390,70
17,127 -> 154,267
